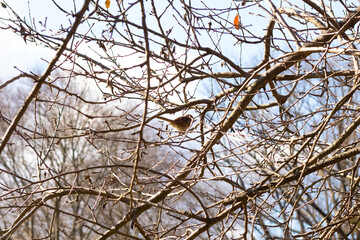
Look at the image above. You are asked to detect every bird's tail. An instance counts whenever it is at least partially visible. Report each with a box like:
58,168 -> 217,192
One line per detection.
157,116 -> 172,123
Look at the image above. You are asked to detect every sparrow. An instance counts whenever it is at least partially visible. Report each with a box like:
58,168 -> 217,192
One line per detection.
157,115 -> 194,131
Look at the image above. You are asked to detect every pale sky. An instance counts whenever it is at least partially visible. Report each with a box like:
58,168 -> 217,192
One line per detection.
1,0 -> 355,84
0,1 -> 54,79
0,0 -> 262,82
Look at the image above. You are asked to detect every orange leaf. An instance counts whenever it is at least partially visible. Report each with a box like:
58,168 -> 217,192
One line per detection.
105,0 -> 110,9
234,14 -> 240,30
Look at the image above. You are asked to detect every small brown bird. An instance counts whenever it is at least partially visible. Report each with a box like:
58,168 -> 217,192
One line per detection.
158,115 -> 194,131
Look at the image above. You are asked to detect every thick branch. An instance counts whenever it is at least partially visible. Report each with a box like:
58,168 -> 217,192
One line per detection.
0,0 -> 91,153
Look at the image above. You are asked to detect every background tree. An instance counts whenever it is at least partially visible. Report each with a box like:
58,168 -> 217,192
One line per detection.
1,0 -> 360,239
